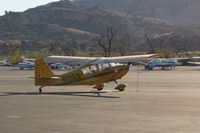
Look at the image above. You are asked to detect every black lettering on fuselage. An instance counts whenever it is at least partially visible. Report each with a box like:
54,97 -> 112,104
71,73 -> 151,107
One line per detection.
62,73 -> 81,82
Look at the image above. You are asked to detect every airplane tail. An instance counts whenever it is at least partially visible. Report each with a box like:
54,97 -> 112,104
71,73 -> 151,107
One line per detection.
169,56 -> 178,63
21,56 -> 25,60
35,59 -> 56,86
3,57 -> 7,62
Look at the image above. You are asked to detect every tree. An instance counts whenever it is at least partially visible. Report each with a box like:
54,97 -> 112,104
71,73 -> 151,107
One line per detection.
60,39 -> 79,56
6,41 -> 22,63
7,41 -> 21,56
145,33 -> 155,54
98,26 -> 117,57
4,10 -> 8,15
48,40 -> 61,54
115,33 -> 133,56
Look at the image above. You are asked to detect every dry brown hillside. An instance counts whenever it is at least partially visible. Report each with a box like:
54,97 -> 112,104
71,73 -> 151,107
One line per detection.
76,0 -> 200,25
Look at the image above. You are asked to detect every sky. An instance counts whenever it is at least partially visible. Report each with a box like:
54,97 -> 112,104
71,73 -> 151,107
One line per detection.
0,0 -> 60,16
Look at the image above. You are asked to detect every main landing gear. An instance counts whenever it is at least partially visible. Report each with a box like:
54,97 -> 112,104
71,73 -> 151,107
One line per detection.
92,81 -> 126,96
93,84 -> 104,91
93,84 -> 105,96
114,80 -> 126,92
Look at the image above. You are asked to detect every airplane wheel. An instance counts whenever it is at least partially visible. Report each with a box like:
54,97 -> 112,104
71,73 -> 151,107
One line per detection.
93,84 -> 104,91
148,67 -> 153,70
97,88 -> 103,91
39,86 -> 43,93
39,88 -> 42,93
114,84 -> 126,91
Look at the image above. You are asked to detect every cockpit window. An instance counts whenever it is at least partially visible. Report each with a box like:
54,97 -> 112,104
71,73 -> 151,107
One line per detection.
90,65 -> 98,73
98,63 -> 110,71
102,63 -> 110,69
82,63 -> 111,75
110,63 -> 116,67
81,65 -> 98,75
81,67 -> 92,75
98,64 -> 103,71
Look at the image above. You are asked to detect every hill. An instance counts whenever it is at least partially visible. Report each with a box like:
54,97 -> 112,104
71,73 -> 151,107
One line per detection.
76,0 -> 200,25
0,0 -> 197,56
0,0 -> 191,41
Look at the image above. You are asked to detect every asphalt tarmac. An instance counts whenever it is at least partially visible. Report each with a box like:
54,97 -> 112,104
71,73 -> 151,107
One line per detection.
0,66 -> 200,133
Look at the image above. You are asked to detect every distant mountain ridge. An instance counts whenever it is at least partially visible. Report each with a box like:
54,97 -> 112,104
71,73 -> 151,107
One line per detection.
76,0 -> 200,25
0,0 -> 197,53
0,0 -> 191,41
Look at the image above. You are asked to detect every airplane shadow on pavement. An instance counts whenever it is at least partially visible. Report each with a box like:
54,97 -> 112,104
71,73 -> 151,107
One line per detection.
0,91 -> 120,98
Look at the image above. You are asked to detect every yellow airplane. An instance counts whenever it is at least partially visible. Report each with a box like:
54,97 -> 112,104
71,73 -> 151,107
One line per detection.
35,54 -> 156,94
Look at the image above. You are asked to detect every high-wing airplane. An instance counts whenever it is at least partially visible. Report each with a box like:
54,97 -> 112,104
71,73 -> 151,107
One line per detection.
144,57 -> 178,70
50,62 -> 74,70
187,61 -> 200,66
17,56 -> 35,70
0,57 -> 12,66
36,54 -> 156,94
17,60 -> 35,70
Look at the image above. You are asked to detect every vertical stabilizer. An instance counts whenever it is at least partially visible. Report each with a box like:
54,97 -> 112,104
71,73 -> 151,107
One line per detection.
35,59 -> 57,86
169,56 -> 178,63
35,59 -> 55,78
3,57 -> 7,62
20,56 -> 25,61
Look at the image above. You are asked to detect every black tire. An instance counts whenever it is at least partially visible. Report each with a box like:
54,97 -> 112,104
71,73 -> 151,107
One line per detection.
97,88 -> 103,91
148,67 -> 153,70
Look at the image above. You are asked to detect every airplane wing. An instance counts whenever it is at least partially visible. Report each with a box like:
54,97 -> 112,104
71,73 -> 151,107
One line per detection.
45,56 -> 96,66
187,61 -> 200,66
45,54 -> 156,66
90,54 -> 157,64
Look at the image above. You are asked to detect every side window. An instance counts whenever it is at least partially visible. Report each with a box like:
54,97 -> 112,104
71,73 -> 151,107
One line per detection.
81,67 -> 92,75
90,65 -> 98,73
97,63 -> 110,71
110,63 -> 116,67
98,64 -> 104,71
102,63 -> 110,69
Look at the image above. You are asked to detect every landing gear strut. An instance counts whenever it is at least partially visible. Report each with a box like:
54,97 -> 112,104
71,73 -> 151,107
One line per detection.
114,80 -> 118,85
39,86 -> 44,93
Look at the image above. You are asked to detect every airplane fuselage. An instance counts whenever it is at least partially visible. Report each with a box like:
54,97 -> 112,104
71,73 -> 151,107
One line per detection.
35,63 -> 129,86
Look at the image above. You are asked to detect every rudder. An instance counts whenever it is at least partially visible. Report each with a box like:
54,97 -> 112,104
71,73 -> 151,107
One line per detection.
35,59 -> 56,86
